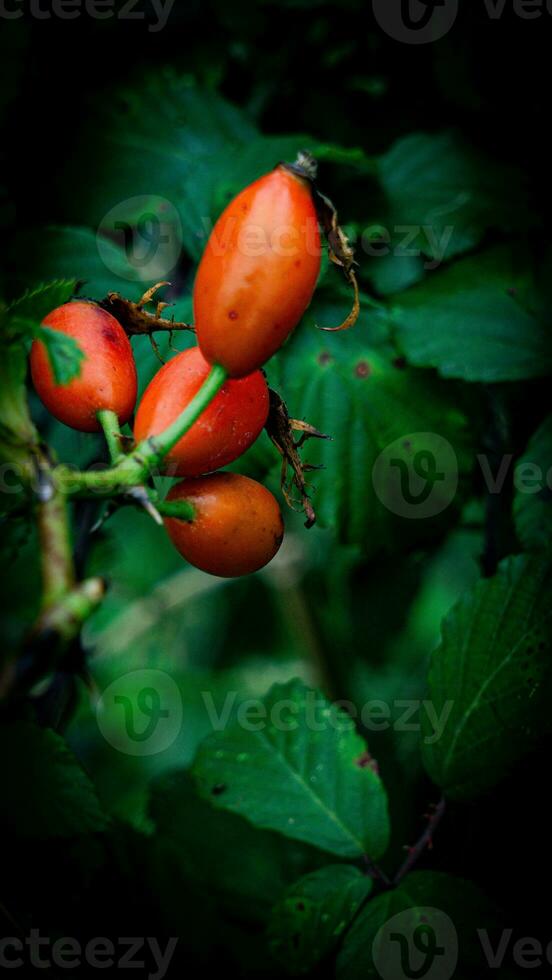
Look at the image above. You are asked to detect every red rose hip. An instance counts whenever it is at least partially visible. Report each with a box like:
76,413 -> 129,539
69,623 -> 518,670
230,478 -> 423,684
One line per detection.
164,473 -> 284,577
30,301 -> 137,432
193,164 -> 321,377
134,347 -> 269,477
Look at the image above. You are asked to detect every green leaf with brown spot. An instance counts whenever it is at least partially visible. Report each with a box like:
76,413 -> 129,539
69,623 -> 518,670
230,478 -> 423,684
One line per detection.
192,679 -> 390,860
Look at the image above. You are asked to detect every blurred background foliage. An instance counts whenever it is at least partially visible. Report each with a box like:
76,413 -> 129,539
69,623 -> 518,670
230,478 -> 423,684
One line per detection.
1,1 -> 552,976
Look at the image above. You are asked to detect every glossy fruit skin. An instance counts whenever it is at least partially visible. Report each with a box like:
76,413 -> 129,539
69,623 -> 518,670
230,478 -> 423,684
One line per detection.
164,473 -> 284,577
30,302 -> 137,432
134,347 -> 269,477
194,165 -> 321,377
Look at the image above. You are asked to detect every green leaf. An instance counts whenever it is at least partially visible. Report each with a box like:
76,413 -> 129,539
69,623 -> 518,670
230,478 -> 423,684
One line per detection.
0,330 -> 38,458
268,865 -> 372,975
422,552 -> 552,799
378,131 -> 534,262
391,249 -> 552,382
52,72 -> 372,262
267,297 -> 473,554
0,721 -> 109,838
7,279 -> 76,323
192,679 -> 390,860
12,225 -> 143,300
37,324 -> 85,385
366,251 -> 426,297
54,74 -> 261,261
513,416 -> 552,552
337,871 -> 503,980
149,769 -> 330,924
5,280 -> 85,385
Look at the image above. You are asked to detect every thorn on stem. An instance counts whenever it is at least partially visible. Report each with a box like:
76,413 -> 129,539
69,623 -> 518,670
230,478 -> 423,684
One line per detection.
125,485 -> 163,525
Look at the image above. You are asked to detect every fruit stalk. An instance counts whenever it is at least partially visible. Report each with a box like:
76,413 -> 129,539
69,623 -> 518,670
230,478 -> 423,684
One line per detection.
143,363 -> 228,459
155,498 -> 196,520
97,409 -> 123,464
56,364 -> 229,494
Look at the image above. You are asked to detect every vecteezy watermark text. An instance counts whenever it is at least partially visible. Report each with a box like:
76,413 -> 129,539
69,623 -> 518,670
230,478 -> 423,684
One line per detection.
95,191 -> 458,275
0,0 -> 175,31
93,667 -> 454,757
1,446 -> 551,514
0,933 -> 178,978
201,690 -> 454,745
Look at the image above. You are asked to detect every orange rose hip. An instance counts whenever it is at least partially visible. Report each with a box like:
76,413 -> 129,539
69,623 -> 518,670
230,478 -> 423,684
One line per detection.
164,473 -> 284,577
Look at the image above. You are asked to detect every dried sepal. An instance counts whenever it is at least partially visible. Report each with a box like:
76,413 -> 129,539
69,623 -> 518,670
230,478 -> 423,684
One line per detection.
313,188 -> 360,332
265,388 -> 329,528
281,150 -> 319,183
283,153 -> 360,332
99,282 -> 195,338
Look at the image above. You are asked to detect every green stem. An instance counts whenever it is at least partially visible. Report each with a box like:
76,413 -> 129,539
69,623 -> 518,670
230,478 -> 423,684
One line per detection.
37,488 -> 75,609
55,364 -> 228,495
156,499 -> 196,521
34,578 -> 105,643
147,363 -> 228,457
97,409 -> 123,464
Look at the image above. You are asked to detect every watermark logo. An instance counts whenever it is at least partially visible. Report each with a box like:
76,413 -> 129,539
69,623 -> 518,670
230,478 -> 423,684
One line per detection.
372,0 -> 459,44
373,907 -> 458,980
96,669 -> 182,756
372,432 -> 458,519
97,195 -> 182,282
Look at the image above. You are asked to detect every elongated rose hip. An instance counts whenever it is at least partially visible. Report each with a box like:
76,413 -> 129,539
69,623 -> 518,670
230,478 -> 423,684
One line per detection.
134,346 -> 269,476
194,163 -> 321,377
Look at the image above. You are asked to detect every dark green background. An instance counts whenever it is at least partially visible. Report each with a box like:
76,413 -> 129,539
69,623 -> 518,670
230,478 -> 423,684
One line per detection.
1,2 -> 552,977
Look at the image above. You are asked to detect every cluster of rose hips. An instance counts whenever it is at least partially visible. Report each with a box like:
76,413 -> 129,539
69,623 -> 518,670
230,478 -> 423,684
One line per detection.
30,162 -> 322,577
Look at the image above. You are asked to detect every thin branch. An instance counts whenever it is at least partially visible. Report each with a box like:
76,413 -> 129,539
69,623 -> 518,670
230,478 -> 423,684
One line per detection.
362,854 -> 391,887
36,472 -> 75,609
32,578 -> 105,642
393,798 -> 446,885
10,461 -> 105,698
